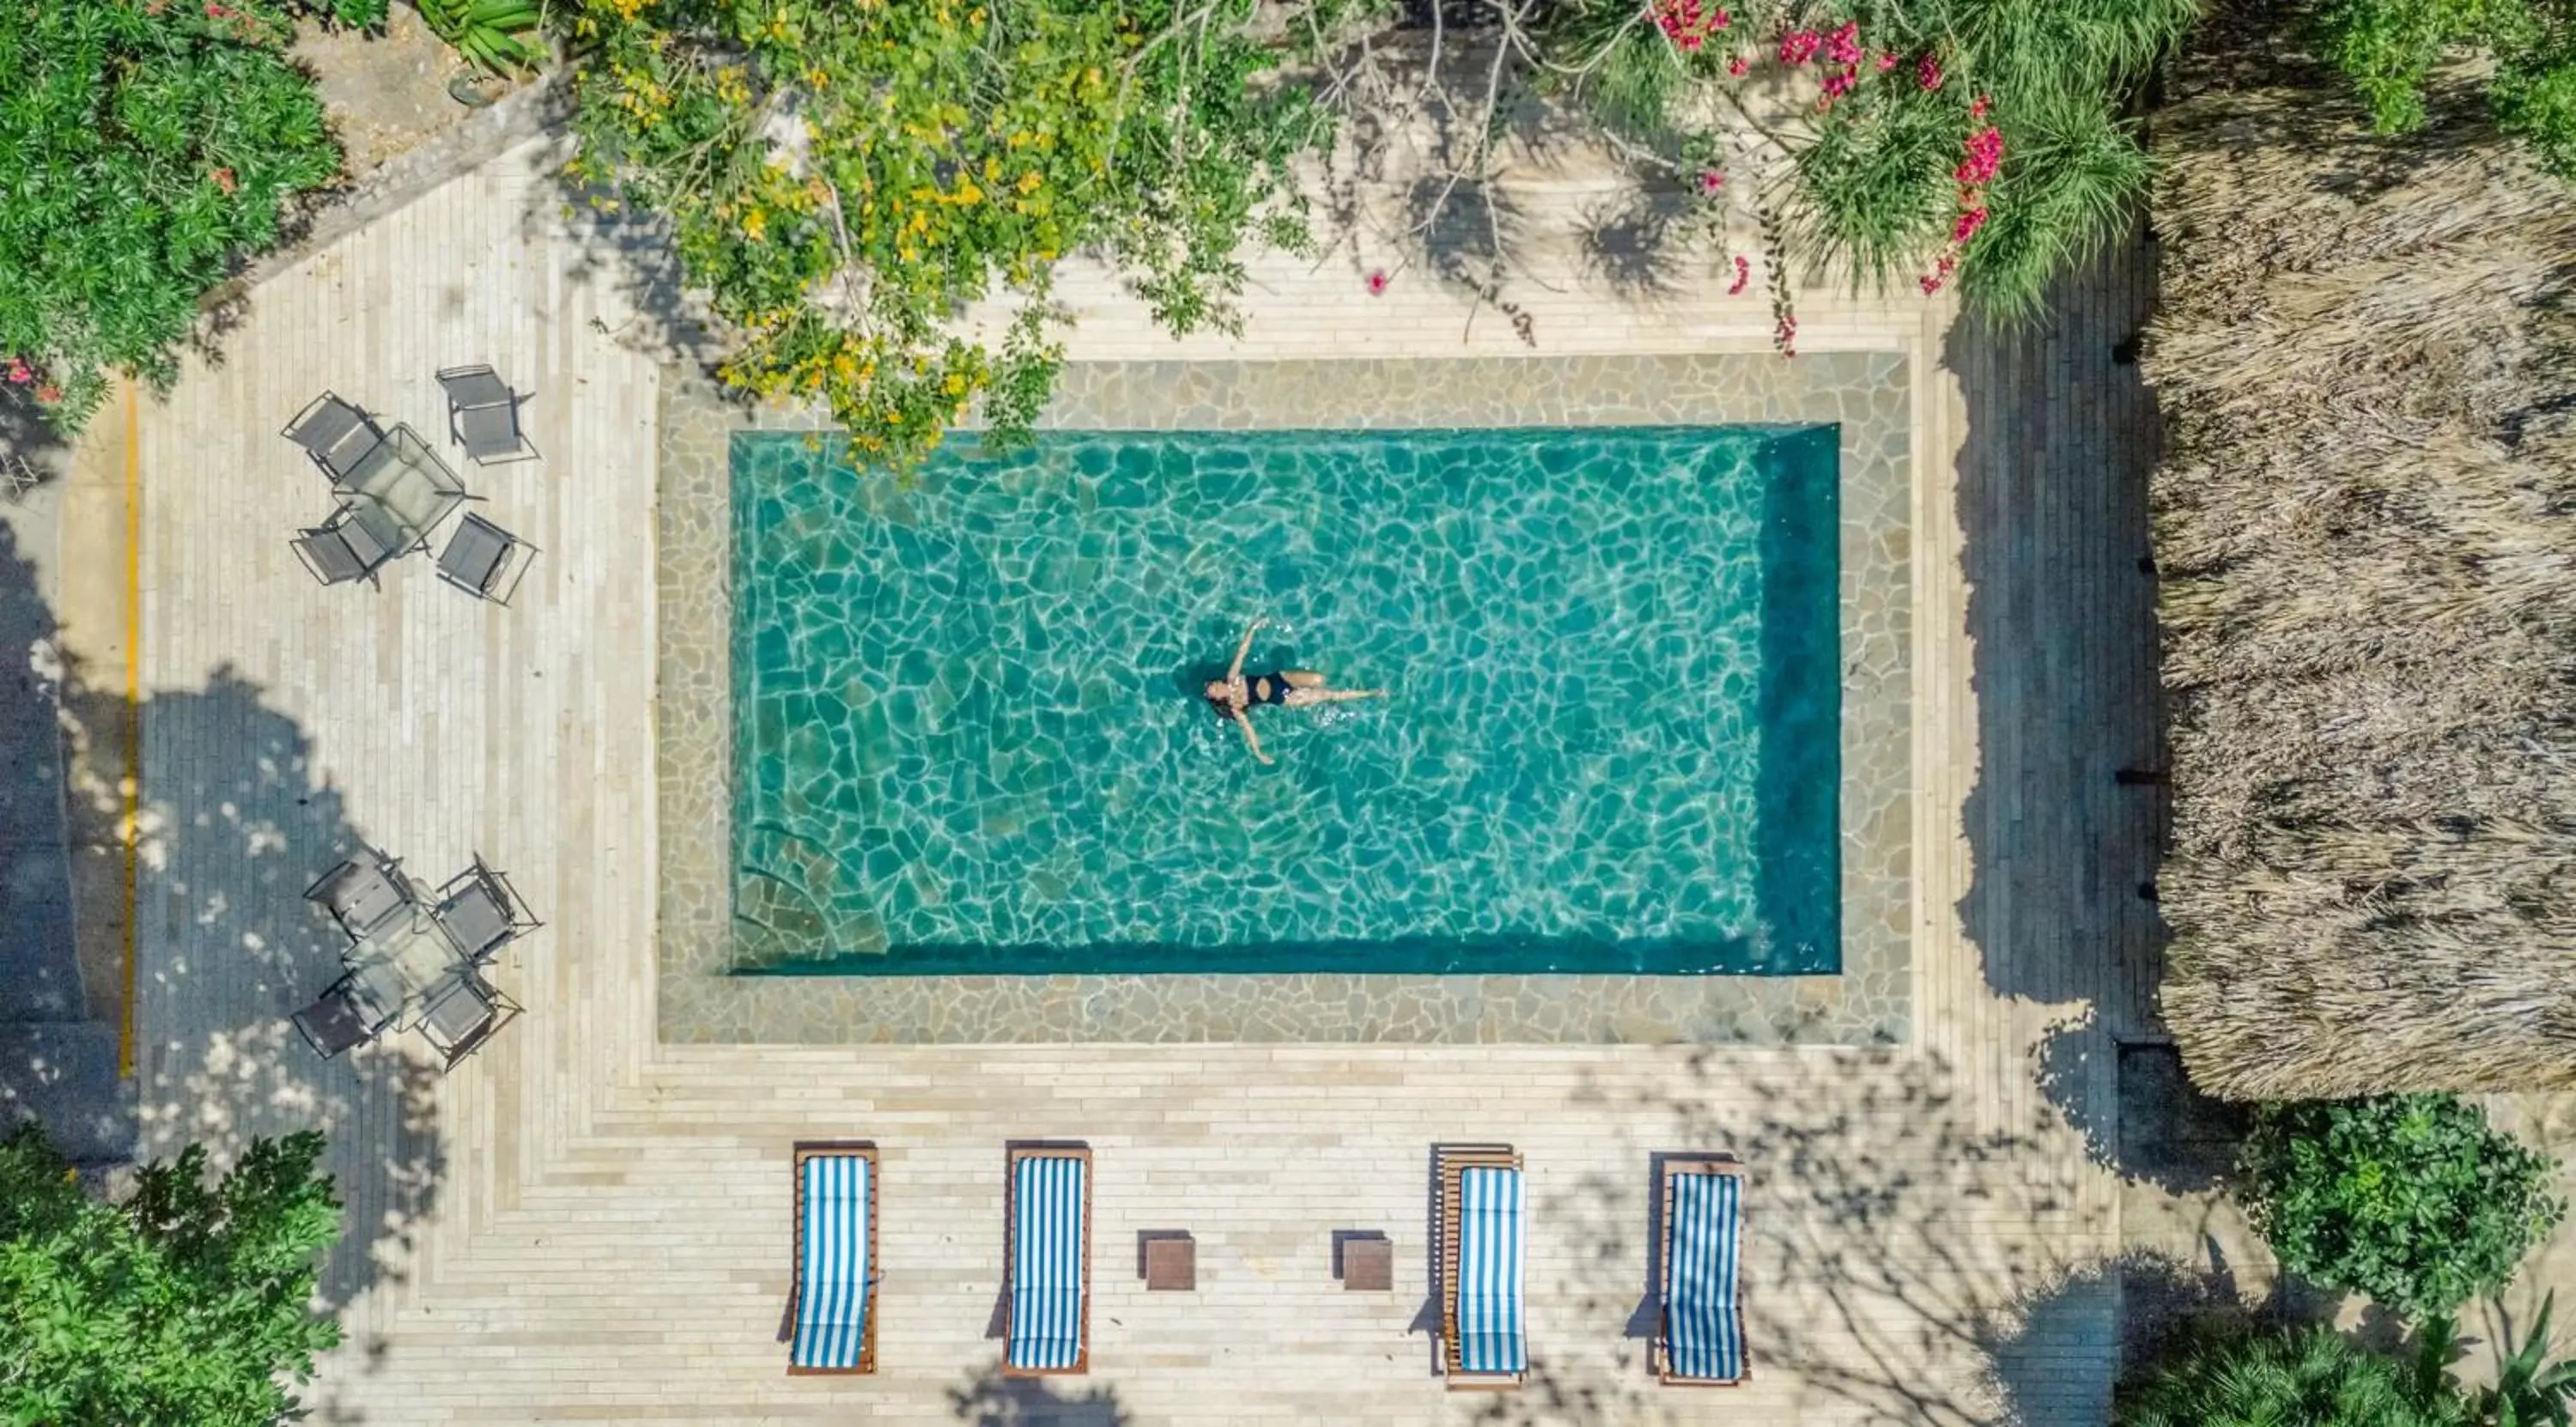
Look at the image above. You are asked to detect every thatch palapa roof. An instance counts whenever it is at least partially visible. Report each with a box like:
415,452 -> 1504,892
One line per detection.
2148,0 -> 2576,1099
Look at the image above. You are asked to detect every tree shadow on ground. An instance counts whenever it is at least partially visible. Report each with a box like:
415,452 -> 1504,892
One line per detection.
1439,1048 -> 2119,1425
521,153 -> 724,376
1947,222 -> 2179,1187
949,1366 -> 1130,1426
66,662 -> 451,1329
0,516 -> 451,1396
1301,21 -> 1716,321
0,387 -> 70,488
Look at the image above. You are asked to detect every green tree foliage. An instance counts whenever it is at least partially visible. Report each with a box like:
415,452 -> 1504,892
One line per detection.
2238,1094 -> 2565,1318
566,0 -> 1376,473
2312,0 -> 2576,174
0,0 -> 341,434
0,1123 -> 344,1426
2117,1324 -> 2473,1426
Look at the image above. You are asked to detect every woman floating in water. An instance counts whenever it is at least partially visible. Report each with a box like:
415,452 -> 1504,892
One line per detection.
1202,616 -> 1386,765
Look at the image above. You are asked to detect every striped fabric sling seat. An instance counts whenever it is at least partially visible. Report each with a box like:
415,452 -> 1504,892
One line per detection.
1656,1155 -> 1749,1386
788,1143 -> 878,1375
1004,1145 -> 1092,1375
1437,1145 -> 1528,1388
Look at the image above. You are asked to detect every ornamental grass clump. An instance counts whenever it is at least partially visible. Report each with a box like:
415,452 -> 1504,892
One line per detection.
2115,1324 -> 2474,1427
1534,0 -> 2190,322
2235,1095 -> 2563,1317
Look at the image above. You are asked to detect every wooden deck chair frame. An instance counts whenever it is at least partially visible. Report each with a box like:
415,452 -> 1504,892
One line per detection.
1654,1154 -> 1750,1387
788,1141 -> 880,1375
1001,1144 -> 1092,1377
1436,1143 -> 1527,1390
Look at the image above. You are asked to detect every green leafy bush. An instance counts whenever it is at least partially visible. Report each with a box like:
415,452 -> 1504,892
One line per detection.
2117,1323 -> 2471,1426
2127,1323 -> 2468,1425
2312,0 -> 2576,174
2238,1093 -> 2565,1317
0,0 -> 341,434
0,1123 -> 344,1426
568,0 -> 1371,474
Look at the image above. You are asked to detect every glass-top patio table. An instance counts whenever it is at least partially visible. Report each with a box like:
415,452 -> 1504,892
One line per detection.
345,904 -> 473,1027
336,424 -> 469,566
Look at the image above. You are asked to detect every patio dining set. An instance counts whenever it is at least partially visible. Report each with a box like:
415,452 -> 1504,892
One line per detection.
291,843 -> 542,1072
283,365 -> 540,601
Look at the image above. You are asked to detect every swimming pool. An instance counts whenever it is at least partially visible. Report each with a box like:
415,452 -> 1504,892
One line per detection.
730,424 -> 1841,975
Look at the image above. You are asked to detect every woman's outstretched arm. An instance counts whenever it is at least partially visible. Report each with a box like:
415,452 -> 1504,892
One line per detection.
1227,616 -> 1266,680
1231,710 -> 1273,765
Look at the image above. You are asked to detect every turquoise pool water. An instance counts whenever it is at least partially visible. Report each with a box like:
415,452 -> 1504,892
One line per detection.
731,425 -> 1841,976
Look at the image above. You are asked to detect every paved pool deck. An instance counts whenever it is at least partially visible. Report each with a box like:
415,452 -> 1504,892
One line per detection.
74,121 -> 2174,1424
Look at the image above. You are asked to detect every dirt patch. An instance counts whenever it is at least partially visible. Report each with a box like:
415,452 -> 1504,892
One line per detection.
293,5 -> 526,182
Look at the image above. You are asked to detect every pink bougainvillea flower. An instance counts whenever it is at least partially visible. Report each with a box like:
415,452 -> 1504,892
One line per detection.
1727,54 -> 1749,76
1727,255 -> 1752,295
204,2 -> 227,16
1953,125 -> 2005,185
34,385 -> 61,404
1917,54 -> 1943,90
1777,28 -> 1821,64
1365,270 -> 1389,296
1698,169 -> 1726,194
1820,64 -> 1858,99
1971,93 -> 1991,119
1876,51 -> 1898,70
1826,20 -> 1862,65
5,361 -> 30,386
1713,7 -> 1731,26
1952,206 -> 1990,243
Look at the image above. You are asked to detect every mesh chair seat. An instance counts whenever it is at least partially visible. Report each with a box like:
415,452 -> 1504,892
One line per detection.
283,393 -> 385,480
307,853 -> 410,938
293,977 -> 388,1059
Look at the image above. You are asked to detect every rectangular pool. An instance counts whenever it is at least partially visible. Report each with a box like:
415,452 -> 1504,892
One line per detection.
731,425 -> 1840,975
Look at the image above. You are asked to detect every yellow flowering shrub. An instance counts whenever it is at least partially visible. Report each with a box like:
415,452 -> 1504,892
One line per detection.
569,0 -> 1374,473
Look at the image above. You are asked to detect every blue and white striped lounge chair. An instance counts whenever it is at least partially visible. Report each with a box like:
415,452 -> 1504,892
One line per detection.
1437,1145 -> 1527,1389
1656,1155 -> 1748,1386
1003,1145 -> 1091,1376
788,1142 -> 878,1375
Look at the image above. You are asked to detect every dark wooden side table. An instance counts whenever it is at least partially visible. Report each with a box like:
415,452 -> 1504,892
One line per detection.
1340,1234 -> 1393,1291
1143,1232 -> 1196,1291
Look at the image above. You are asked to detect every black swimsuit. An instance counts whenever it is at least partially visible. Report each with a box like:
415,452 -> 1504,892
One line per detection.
1245,672 -> 1292,707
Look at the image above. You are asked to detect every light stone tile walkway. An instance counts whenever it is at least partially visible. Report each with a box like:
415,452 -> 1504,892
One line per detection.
106,132 -> 2145,1424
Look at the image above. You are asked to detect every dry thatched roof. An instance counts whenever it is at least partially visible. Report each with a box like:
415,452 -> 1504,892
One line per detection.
2149,0 -> 2576,1099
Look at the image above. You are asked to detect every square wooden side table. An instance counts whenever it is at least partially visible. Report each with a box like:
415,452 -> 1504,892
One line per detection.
1143,1232 -> 1196,1291
1340,1234 -> 1393,1291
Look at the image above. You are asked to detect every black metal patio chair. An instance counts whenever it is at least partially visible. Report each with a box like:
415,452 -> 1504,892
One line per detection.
416,969 -> 523,1072
283,392 -> 386,482
304,844 -> 413,940
291,972 -> 397,1060
435,513 -> 538,604
430,853 -> 543,964
290,506 -> 394,587
435,365 -> 538,465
